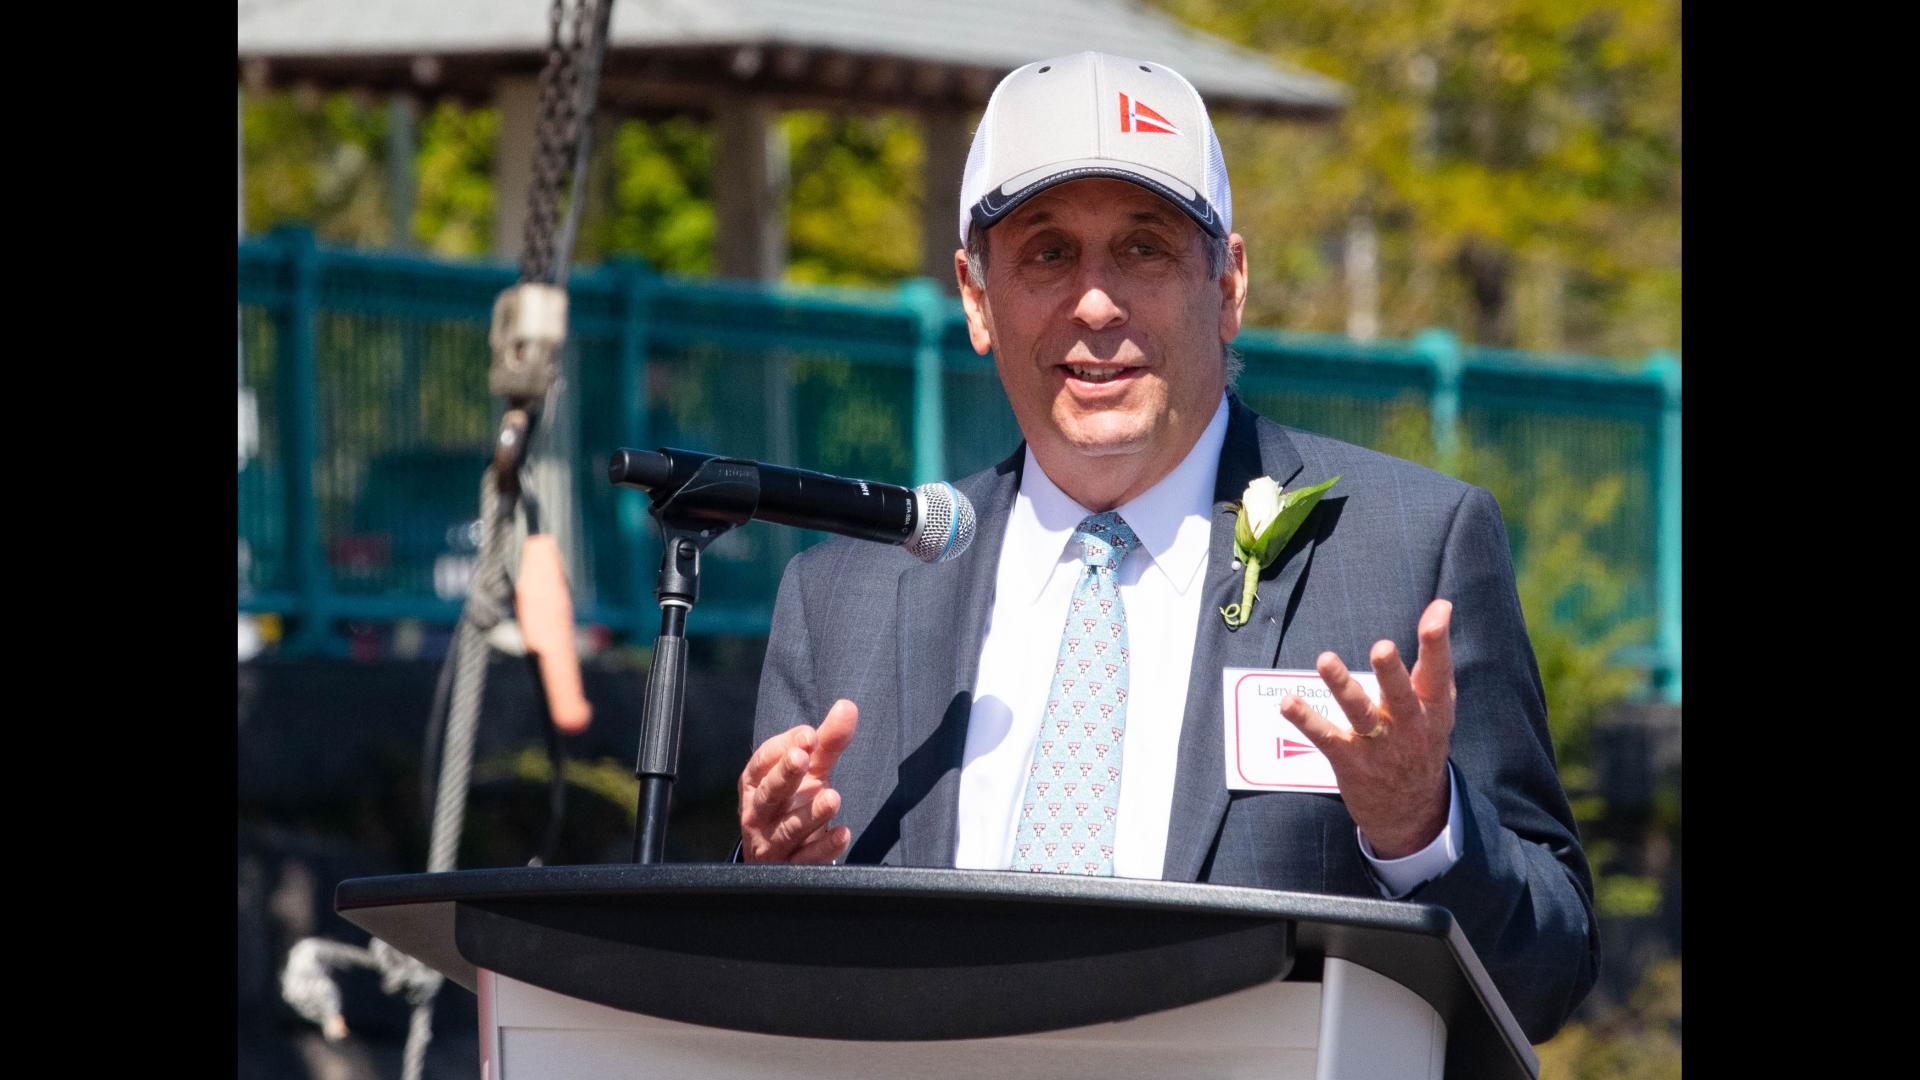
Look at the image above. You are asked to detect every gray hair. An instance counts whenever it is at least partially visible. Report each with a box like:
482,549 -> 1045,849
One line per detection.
964,226 -> 1243,387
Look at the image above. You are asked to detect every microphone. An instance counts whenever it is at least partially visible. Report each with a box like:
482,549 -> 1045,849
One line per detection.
608,448 -> 977,564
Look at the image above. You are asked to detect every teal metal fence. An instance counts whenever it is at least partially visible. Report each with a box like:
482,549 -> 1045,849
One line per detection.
237,228 -> 1680,700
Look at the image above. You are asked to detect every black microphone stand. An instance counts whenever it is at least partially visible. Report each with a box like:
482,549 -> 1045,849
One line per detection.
622,457 -> 763,863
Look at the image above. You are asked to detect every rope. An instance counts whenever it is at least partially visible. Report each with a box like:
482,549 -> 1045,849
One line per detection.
282,470 -> 515,1079
400,470 -> 518,1080
401,999 -> 436,1080
279,4 -> 612,1073
278,939 -> 440,1046
426,473 -> 515,875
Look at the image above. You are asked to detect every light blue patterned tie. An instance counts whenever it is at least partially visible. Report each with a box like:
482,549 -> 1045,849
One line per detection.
1014,512 -> 1137,876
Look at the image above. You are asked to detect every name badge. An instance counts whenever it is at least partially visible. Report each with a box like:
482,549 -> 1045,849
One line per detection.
1221,668 -> 1382,793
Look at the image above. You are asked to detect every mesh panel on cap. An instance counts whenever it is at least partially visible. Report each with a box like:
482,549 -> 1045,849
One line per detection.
1206,130 -> 1232,235
1162,62 -> 1231,236
959,90 -> 999,246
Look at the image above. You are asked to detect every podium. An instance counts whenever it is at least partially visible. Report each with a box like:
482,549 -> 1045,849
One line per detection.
337,864 -> 1538,1079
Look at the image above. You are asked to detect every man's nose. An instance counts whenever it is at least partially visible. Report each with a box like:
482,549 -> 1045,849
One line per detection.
1071,270 -> 1127,331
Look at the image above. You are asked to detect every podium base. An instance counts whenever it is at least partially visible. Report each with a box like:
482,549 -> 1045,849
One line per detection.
477,957 -> 1443,1080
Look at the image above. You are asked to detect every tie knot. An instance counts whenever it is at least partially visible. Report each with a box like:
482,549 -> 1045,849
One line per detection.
1074,512 -> 1137,571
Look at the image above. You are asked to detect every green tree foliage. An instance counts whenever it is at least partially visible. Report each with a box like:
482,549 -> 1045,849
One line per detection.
1152,0 -> 1680,355
242,88 -> 392,246
243,89 -> 501,258
587,115 -> 715,274
244,94 -> 925,287
1370,397 -> 1684,1055
782,111 -> 924,285
1370,402 -> 1652,891
412,101 -> 499,257
583,108 -> 924,282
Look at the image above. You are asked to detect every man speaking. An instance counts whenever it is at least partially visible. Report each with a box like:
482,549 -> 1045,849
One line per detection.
735,51 -> 1596,1040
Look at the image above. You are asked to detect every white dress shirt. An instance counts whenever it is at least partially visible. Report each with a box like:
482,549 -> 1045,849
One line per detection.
954,394 -> 1461,896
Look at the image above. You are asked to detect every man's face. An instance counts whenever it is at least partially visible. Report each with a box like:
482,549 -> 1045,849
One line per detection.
958,178 -> 1246,508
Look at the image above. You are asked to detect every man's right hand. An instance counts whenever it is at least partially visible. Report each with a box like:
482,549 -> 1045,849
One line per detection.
738,699 -> 858,863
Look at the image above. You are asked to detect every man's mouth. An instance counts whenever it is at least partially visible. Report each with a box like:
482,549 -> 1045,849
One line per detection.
1063,365 -> 1133,384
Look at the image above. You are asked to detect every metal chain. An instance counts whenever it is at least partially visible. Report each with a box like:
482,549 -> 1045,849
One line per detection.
517,0 -> 566,282
281,8 -> 612,1077
519,0 -> 596,285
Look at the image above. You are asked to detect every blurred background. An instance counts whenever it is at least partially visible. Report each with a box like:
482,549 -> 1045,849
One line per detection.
236,1 -> 1680,1076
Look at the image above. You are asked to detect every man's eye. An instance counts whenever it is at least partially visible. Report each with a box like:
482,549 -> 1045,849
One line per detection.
1131,243 -> 1160,256
1037,248 -> 1065,262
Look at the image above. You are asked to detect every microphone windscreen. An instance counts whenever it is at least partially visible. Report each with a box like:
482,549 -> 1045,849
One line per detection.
905,483 -> 976,564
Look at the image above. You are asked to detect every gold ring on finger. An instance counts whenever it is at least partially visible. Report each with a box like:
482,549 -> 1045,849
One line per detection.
1356,721 -> 1387,739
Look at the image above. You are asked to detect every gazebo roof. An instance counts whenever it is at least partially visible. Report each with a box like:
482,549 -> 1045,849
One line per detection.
236,0 -> 1345,119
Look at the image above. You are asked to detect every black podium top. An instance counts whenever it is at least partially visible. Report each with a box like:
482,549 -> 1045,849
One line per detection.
337,864 -> 1537,1079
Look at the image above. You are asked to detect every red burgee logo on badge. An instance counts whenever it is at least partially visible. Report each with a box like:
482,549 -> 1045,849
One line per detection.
1220,668 -> 1383,793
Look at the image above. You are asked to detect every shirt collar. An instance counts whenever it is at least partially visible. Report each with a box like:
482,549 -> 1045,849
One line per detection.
1002,394 -> 1230,604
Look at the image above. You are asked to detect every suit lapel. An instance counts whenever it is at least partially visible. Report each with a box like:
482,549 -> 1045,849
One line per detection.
891,455 -> 1020,866
877,404 -> 1331,876
1161,397 -> 1318,882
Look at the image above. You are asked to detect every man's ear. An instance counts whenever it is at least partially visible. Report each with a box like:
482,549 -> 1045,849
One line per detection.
1217,232 -> 1248,344
956,247 -> 993,356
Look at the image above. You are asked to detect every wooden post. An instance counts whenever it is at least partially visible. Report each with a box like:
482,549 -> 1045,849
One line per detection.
712,97 -> 788,281
1344,212 -> 1378,342
388,91 -> 418,250
493,76 -> 541,262
919,108 -> 969,290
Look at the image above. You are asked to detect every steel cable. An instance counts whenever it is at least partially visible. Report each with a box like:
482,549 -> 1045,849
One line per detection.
281,5 -> 611,1075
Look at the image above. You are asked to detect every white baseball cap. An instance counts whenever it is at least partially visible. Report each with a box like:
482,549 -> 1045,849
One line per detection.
958,51 -> 1233,248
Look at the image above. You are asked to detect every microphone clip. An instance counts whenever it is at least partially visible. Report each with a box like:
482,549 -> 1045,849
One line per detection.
648,456 -> 762,607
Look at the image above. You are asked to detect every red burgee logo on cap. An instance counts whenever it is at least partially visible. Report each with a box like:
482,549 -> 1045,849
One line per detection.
1119,93 -> 1180,135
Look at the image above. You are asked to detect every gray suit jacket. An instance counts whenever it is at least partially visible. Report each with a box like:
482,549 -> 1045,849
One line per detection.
751,394 -> 1598,1041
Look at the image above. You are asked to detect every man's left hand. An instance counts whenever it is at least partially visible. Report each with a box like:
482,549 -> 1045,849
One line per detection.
1280,598 -> 1455,859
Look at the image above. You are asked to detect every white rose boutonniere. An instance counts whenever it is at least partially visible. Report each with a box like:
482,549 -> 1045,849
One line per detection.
1219,474 -> 1340,628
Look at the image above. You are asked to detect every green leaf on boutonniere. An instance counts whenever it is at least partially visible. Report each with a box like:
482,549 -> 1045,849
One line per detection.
1219,475 -> 1340,628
